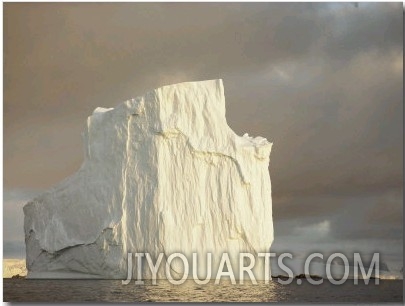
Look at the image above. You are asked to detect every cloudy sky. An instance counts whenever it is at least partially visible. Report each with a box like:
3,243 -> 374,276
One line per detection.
3,3 -> 403,272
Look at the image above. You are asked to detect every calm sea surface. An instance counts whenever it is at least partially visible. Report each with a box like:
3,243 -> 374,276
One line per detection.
3,279 -> 403,303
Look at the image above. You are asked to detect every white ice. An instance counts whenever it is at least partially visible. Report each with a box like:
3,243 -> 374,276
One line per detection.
24,79 -> 273,279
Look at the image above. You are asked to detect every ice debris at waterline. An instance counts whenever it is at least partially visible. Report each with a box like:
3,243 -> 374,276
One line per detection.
24,79 -> 273,279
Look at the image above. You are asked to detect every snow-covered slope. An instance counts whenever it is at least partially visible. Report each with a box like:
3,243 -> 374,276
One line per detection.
24,79 -> 273,279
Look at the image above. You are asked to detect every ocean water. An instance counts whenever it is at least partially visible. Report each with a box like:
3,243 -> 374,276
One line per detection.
3,279 -> 403,302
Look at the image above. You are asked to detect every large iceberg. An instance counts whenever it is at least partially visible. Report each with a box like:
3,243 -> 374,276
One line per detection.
24,79 -> 273,279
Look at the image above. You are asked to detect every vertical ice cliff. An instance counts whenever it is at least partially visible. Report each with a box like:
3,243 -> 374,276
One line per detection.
24,79 -> 273,279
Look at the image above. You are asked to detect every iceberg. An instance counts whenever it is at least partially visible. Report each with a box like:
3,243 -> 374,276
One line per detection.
23,79 -> 273,279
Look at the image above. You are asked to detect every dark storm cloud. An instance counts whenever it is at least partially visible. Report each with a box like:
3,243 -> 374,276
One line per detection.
323,3 -> 403,60
3,3 -> 403,266
328,190 -> 403,241
3,241 -> 25,259
269,52 -> 403,199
